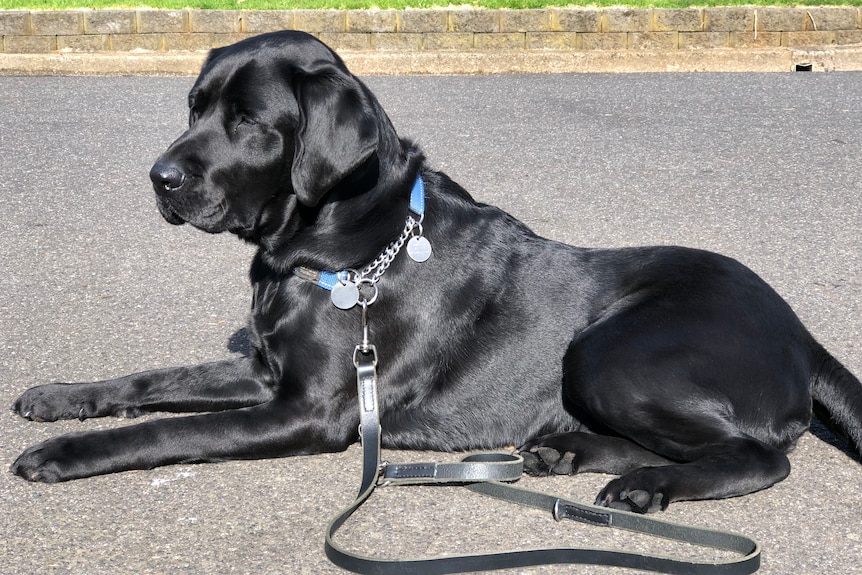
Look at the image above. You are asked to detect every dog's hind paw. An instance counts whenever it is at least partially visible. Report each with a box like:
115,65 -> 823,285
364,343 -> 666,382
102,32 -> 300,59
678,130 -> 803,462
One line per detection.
596,471 -> 669,514
520,446 -> 578,476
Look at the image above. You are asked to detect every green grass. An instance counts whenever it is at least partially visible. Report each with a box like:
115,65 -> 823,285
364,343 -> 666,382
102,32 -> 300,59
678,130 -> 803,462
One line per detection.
2,0 -> 861,11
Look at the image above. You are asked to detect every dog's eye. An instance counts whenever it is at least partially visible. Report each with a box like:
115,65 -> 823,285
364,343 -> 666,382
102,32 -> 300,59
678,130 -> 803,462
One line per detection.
234,115 -> 257,133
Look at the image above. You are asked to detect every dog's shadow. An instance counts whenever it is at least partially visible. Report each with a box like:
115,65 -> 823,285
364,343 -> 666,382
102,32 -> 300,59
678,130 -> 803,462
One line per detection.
228,328 -> 253,357
809,417 -> 861,463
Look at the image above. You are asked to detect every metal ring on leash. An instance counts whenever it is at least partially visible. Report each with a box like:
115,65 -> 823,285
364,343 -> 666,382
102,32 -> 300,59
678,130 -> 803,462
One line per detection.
356,277 -> 379,306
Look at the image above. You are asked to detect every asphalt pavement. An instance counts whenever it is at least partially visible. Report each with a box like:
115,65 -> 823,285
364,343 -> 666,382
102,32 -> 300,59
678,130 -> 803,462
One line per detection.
2,72 -> 861,575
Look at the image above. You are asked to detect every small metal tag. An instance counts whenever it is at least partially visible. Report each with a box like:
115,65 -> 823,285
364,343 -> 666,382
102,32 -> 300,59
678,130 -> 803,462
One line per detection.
331,281 -> 360,310
406,236 -> 432,263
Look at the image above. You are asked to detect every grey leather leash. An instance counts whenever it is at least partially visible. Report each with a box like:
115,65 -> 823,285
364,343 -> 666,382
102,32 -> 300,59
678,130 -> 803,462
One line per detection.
324,347 -> 762,575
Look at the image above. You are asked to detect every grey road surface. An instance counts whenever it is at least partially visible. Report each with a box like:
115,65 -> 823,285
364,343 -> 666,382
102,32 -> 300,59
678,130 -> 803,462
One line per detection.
2,72 -> 861,575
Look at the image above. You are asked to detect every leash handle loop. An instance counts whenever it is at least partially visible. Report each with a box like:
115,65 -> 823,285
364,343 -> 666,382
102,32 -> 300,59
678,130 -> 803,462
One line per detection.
326,473 -> 761,575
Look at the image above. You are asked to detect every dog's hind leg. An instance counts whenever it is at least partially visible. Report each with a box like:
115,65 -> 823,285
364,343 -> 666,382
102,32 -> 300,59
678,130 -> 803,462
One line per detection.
594,437 -> 790,513
517,432 -> 673,476
556,294 -> 807,512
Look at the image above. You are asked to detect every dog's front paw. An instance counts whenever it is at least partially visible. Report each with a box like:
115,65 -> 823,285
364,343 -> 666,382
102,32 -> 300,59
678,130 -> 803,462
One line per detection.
13,383 -> 91,422
596,470 -> 670,514
10,436 -> 86,483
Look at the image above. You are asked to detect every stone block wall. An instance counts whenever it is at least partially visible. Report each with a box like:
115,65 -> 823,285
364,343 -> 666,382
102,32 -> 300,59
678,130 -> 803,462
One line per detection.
1,7 -> 861,54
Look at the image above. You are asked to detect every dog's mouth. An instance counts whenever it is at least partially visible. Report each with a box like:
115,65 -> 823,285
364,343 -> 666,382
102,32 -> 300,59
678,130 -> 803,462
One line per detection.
154,191 -> 234,234
155,195 -> 187,226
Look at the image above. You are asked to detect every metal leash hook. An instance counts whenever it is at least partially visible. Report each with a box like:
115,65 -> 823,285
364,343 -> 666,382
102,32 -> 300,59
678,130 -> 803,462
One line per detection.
354,278 -> 378,357
359,300 -> 371,353
353,298 -> 377,371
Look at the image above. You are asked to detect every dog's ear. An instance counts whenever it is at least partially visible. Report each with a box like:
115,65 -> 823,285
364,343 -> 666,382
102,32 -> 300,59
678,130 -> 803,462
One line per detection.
290,62 -> 380,207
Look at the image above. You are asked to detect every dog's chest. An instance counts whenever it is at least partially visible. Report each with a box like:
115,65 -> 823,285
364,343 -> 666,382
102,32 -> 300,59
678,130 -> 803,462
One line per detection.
249,274 -> 359,383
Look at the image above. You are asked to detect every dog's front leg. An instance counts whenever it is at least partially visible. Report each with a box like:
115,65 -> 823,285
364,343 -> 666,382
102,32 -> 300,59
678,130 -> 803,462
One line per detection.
11,397 -> 354,482
12,358 -> 273,422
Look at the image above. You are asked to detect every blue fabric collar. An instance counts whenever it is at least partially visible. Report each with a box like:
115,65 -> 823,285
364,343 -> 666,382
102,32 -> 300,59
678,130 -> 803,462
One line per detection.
407,175 -> 425,218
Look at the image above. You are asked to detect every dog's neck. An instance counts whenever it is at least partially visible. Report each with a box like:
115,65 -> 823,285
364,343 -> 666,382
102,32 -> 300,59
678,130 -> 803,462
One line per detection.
253,145 -> 427,277
291,175 -> 429,310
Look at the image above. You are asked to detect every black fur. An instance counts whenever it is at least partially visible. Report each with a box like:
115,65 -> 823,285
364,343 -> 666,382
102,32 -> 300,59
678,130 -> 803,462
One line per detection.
11,31 -> 862,514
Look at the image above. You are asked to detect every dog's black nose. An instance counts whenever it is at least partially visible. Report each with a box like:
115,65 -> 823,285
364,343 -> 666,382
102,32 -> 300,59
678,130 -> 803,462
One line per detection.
149,161 -> 186,192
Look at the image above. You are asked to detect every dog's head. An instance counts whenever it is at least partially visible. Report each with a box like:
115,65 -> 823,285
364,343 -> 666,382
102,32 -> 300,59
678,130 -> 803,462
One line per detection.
150,31 -> 394,240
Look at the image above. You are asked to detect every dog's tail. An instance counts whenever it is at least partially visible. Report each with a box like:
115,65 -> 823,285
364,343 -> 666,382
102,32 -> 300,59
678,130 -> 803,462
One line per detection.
810,345 -> 862,458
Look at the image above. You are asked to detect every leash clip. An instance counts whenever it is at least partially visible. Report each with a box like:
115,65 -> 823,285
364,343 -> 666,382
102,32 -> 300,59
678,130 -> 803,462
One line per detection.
354,300 -> 377,363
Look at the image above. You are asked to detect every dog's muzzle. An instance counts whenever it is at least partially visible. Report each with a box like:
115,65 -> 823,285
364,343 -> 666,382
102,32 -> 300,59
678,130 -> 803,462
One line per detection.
150,160 -> 188,225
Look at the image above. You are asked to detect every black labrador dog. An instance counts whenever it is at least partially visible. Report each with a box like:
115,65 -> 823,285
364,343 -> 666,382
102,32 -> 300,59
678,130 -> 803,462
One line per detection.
11,31 -> 862,513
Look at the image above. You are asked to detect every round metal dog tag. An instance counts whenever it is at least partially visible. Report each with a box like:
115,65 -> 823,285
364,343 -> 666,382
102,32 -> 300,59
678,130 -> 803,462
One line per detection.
331,281 -> 359,310
407,236 -> 432,263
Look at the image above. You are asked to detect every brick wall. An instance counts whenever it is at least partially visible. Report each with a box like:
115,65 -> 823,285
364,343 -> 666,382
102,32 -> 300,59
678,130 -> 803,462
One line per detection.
1,7 -> 861,54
